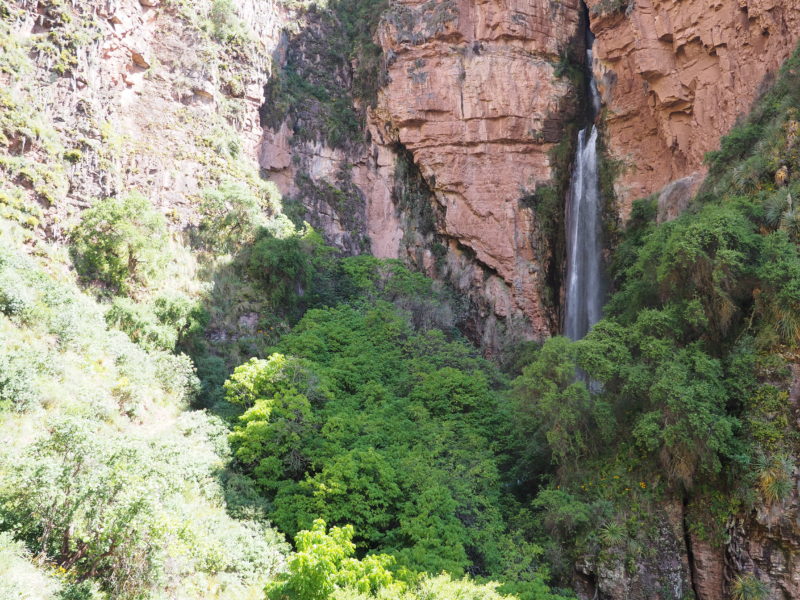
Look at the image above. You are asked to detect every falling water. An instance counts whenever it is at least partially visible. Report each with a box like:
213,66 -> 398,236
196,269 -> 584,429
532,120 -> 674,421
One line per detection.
564,42 -> 605,341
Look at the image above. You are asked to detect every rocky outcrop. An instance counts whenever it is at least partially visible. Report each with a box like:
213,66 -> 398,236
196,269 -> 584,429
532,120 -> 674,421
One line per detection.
575,500 -> 693,600
688,533 -> 725,600
3,0 -> 282,236
656,172 -> 701,223
587,0 -> 800,219
257,7 -> 383,256
725,481 -> 800,600
370,0 -> 584,346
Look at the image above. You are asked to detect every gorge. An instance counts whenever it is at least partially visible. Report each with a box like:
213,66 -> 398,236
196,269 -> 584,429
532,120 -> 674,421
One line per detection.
3,0 -> 800,599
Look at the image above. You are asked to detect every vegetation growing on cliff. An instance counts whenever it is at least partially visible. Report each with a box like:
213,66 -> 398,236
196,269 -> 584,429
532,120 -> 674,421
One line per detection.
260,0 -> 387,149
508,41 -> 800,581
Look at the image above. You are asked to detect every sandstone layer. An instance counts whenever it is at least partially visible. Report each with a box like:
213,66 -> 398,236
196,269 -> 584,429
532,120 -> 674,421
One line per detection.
587,0 -> 800,218
372,0 -> 583,345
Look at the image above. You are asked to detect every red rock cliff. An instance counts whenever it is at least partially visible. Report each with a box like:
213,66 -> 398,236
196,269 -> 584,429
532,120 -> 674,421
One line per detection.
586,0 -> 800,218
371,0 -> 583,345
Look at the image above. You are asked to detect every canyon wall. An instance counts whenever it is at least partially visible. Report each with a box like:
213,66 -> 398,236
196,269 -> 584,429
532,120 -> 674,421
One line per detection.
586,0 -> 800,218
258,0 -> 800,346
2,0 -> 295,352
372,0 -> 583,346
259,0 -> 585,349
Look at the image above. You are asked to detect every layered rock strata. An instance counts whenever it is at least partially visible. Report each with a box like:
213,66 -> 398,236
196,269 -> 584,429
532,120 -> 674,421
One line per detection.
371,0 -> 584,345
586,0 -> 800,218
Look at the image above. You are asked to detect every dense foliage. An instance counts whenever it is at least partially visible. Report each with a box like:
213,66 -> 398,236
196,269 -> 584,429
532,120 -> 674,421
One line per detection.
507,43 -> 800,577
221,252 -> 570,598
0,226 -> 289,599
70,194 -> 168,296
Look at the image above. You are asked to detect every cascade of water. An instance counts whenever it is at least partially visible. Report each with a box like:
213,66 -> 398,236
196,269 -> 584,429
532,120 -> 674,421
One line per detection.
563,42 -> 605,341
587,47 -> 602,116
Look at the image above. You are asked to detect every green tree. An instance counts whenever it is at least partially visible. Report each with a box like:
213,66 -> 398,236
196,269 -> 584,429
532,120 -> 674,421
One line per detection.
267,519 -> 401,600
197,181 -> 279,251
512,337 -> 593,466
225,303 -> 522,577
230,387 -> 315,491
70,194 -> 168,295
247,228 -> 339,318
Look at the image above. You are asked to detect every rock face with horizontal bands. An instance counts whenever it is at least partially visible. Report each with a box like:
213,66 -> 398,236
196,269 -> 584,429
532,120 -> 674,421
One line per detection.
586,0 -> 800,219
371,0 -> 583,346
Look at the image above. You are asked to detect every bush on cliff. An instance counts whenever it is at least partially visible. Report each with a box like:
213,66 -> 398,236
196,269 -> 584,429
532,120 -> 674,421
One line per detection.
70,194 -> 168,296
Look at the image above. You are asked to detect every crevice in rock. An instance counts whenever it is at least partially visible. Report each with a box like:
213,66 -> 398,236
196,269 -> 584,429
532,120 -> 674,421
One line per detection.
682,495 -> 702,600
560,0 -> 602,338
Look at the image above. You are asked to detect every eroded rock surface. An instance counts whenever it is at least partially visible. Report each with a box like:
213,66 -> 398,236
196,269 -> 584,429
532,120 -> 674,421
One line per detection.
4,0 -> 282,235
372,0 -> 584,345
587,0 -> 800,218
575,500 -> 692,600
259,0 -> 586,348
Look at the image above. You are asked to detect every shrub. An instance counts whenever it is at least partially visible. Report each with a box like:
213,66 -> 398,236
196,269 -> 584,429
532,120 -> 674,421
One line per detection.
153,351 -> 200,402
193,353 -> 228,408
266,519 -> 401,600
753,452 -> 794,504
197,181 -> 279,252
0,263 -> 34,319
105,297 -> 177,351
70,194 -> 168,295
105,292 -> 199,352
730,575 -> 769,600
0,415 -> 288,598
247,228 -> 338,318
210,0 -> 245,43
0,347 -> 46,412
0,417 -> 181,597
512,337 -> 592,466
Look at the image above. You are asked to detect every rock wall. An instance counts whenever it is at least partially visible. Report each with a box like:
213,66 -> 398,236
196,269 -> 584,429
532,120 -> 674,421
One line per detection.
259,0 -> 585,349
371,0 -> 584,347
586,0 -> 800,219
575,500 -> 693,600
726,480 -> 800,600
2,0 -> 283,237
257,0 -> 800,344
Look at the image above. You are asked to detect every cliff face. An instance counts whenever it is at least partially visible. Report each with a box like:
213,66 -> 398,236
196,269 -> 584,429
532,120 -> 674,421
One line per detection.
727,482 -> 800,600
371,0 -> 583,346
259,0 -> 800,347
586,0 -> 800,218
259,0 -> 585,349
1,0 -> 297,355
1,0 -> 282,237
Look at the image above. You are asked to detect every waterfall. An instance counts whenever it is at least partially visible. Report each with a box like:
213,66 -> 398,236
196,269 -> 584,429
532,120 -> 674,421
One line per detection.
564,42 -> 604,341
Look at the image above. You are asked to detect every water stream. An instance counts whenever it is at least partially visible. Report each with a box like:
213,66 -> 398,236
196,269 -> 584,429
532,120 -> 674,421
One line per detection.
563,43 -> 605,341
